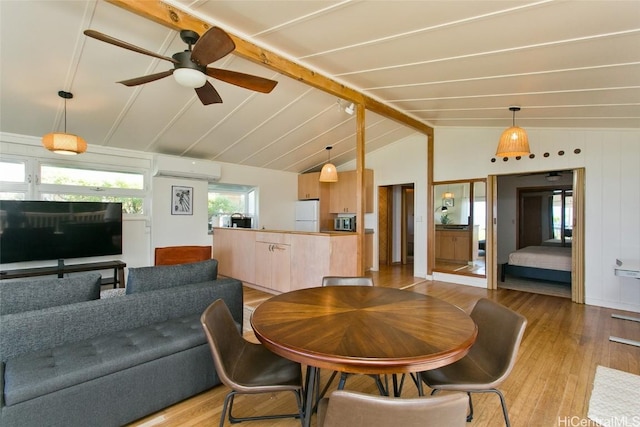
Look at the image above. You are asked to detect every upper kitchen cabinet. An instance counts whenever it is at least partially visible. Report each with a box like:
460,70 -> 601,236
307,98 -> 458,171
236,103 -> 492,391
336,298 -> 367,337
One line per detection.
329,169 -> 374,214
298,172 -> 329,200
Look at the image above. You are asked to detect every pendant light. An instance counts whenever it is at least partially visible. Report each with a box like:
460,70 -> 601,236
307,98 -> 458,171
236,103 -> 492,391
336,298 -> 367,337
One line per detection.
496,106 -> 529,157
42,91 -> 87,155
319,146 -> 338,182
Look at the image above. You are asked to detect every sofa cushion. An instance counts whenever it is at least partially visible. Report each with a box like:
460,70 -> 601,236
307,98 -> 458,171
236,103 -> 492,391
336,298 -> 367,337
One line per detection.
0,279 -> 243,362
0,273 -> 102,315
3,313 -> 207,406
126,259 -> 218,294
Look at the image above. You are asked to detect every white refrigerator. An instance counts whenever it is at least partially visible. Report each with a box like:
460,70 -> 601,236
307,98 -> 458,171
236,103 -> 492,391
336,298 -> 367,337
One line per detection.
295,200 -> 320,232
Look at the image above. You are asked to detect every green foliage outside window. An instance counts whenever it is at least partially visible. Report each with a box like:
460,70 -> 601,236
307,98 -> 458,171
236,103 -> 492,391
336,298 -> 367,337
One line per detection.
208,195 -> 243,218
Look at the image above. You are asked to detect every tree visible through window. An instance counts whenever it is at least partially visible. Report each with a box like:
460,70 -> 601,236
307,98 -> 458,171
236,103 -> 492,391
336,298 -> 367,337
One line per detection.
39,164 -> 146,214
208,184 -> 256,229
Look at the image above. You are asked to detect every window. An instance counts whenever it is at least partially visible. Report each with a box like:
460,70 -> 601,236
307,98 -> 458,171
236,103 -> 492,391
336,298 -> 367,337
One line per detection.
38,164 -> 146,214
0,158 -> 29,200
552,189 -> 573,243
0,160 -> 25,183
208,183 -> 256,230
0,157 -> 148,215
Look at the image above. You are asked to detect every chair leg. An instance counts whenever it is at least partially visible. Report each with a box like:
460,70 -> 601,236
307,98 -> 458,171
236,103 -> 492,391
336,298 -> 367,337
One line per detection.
220,392 -> 234,427
412,373 -> 424,396
466,389 -> 511,427
224,389 -> 304,425
493,389 -> 511,427
337,372 -> 349,390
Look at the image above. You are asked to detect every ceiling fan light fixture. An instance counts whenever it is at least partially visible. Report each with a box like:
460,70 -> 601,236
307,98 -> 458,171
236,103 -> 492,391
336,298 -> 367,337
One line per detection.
173,68 -> 207,88
319,146 -> 338,182
496,106 -> 530,157
546,172 -> 561,182
42,91 -> 87,155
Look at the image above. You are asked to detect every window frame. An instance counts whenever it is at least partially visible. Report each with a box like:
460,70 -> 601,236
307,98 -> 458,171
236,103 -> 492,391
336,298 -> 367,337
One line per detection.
0,154 -> 150,217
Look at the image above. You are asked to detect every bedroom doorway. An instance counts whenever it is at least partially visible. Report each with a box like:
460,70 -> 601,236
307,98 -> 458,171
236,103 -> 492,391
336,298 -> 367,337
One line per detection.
491,169 -> 585,302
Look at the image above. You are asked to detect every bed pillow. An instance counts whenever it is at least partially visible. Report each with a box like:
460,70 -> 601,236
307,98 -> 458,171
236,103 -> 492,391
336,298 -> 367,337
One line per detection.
0,273 -> 102,315
126,258 -> 218,294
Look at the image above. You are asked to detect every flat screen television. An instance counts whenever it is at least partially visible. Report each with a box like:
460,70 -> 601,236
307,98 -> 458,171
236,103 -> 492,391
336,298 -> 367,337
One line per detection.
0,200 -> 123,264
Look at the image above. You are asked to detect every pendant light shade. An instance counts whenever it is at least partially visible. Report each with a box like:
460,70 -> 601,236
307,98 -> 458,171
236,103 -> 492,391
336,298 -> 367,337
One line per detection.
42,91 -> 87,155
319,146 -> 338,182
42,132 -> 87,156
496,106 -> 529,157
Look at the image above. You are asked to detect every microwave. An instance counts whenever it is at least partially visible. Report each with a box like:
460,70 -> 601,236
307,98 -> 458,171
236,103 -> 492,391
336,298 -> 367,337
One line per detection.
334,216 -> 356,232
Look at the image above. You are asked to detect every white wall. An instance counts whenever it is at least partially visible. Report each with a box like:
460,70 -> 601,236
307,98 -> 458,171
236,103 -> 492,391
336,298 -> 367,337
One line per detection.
150,161 -> 298,258
434,127 -> 640,313
341,133 -> 429,278
152,177 -> 212,250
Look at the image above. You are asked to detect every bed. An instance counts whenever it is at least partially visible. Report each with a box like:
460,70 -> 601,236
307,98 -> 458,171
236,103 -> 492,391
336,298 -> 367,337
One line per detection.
501,245 -> 572,284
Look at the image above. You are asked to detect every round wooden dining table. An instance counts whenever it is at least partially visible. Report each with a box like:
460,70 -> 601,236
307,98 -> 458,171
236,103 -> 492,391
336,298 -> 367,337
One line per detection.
251,286 -> 477,427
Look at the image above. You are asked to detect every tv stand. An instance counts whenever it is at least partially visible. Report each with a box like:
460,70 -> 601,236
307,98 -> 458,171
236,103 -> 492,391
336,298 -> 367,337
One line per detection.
0,260 -> 126,288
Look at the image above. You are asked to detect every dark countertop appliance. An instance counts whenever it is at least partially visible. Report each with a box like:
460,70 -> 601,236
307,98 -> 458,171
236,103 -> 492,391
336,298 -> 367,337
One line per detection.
230,213 -> 252,228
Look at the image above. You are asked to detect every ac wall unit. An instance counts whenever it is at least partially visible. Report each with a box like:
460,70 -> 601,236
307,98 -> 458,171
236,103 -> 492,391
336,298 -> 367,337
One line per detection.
153,155 -> 221,181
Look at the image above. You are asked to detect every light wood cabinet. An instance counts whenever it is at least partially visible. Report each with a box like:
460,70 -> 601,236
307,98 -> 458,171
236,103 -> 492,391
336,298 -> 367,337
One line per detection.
255,235 -> 291,293
213,228 -> 358,293
290,233 -> 358,290
435,229 -> 471,264
329,169 -> 374,214
365,233 -> 373,271
298,172 -> 329,200
211,228 -> 255,283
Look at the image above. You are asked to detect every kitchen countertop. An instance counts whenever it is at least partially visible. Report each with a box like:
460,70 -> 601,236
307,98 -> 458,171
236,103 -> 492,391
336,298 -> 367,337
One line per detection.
212,227 -> 373,235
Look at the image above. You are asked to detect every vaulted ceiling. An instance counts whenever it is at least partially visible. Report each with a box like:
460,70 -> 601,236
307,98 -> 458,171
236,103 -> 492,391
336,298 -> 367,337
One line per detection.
1,0 -> 638,173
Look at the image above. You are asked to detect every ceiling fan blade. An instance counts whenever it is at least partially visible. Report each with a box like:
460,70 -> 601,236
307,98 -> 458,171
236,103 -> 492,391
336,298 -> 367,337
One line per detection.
84,29 -> 178,64
205,68 -> 278,93
195,81 -> 223,105
191,27 -> 236,65
117,70 -> 174,87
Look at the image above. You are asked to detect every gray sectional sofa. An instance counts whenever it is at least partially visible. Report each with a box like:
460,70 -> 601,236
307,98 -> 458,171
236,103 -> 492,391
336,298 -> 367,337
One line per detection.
0,259 -> 243,427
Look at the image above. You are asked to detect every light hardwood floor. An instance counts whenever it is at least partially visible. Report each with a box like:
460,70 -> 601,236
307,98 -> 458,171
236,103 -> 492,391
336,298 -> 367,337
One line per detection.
130,264 -> 640,427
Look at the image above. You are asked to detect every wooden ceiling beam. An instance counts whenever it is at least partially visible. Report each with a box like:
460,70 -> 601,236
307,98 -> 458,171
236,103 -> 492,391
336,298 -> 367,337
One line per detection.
105,0 -> 433,137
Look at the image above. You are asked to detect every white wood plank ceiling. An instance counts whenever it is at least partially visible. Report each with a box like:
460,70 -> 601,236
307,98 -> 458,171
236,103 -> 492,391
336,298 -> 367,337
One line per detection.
1,0 -> 638,172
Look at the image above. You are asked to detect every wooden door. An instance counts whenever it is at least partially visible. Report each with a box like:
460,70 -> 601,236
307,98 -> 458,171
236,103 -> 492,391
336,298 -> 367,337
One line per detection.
377,186 -> 392,265
519,195 -> 542,248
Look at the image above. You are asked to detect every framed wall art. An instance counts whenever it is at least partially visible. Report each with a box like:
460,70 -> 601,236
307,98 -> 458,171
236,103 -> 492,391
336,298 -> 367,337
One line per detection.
171,185 -> 193,215
442,197 -> 455,207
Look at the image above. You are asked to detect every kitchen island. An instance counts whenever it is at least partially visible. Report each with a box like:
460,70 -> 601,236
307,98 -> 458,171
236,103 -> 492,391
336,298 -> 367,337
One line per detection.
211,227 -> 359,293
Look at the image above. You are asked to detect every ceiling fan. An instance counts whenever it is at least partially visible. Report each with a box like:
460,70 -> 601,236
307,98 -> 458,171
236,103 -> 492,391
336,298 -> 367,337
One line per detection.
517,170 -> 568,181
83,27 -> 278,105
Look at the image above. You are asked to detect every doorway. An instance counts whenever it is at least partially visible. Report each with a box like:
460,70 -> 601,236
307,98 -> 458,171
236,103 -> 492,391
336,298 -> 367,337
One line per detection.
378,184 -> 414,266
494,170 -> 578,299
